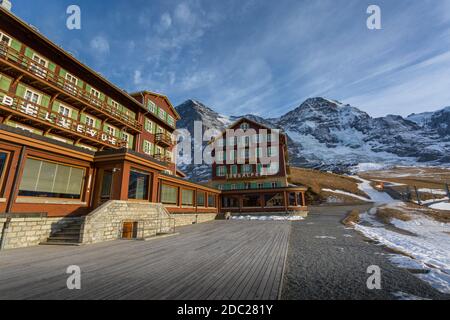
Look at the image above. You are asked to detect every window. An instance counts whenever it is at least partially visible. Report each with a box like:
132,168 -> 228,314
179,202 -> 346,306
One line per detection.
231,165 -> 238,175
229,150 -> 236,162
208,195 -> 216,208
216,151 -> 224,162
222,196 -> 240,208
144,118 -> 154,133
156,126 -> 164,134
264,193 -> 284,207
65,73 -> 78,93
160,184 -> 178,205
111,100 -> 120,110
242,194 -> 261,208
271,182 -> 278,188
90,88 -> 101,105
90,88 -> 101,99
85,115 -> 96,128
147,100 -> 156,113
0,151 -> 9,191
24,89 -> 41,104
143,140 -> 153,155
216,166 -> 227,177
230,184 -> 237,190
122,132 -> 130,148
58,104 -> 72,118
30,53 -> 48,78
289,193 -> 297,207
197,192 -> 206,207
167,115 -> 175,127
18,158 -> 85,199
181,189 -> 194,207
268,146 -> 279,157
0,32 -> 12,47
241,122 -> 250,130
257,183 -> 264,189
128,170 -> 150,200
106,126 -> 116,137
227,136 -> 235,146
242,164 -> 253,174
166,151 -> 173,162
216,139 -> 224,148
158,108 -> 167,121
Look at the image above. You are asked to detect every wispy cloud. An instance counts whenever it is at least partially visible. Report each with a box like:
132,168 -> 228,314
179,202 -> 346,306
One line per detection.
12,0 -> 450,117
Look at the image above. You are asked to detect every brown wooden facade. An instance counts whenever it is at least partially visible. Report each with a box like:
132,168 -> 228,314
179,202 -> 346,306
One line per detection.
212,118 -> 307,214
0,7 -> 219,218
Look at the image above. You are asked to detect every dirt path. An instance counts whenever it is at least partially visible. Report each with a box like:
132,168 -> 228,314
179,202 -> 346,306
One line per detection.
281,204 -> 450,300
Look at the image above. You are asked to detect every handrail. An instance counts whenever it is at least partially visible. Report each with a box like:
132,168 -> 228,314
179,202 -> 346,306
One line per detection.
0,89 -> 127,148
0,43 -> 142,131
155,132 -> 173,146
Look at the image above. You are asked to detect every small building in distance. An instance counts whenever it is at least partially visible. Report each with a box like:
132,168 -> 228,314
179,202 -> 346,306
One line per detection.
211,118 -> 308,215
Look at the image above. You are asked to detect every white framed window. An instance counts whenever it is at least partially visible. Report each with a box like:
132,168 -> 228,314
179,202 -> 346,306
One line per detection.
24,89 -> 41,104
167,115 -> 175,127
85,115 -> 96,128
268,146 -> 279,157
0,32 -> 12,47
229,150 -> 236,162
227,136 -> 235,146
145,118 -> 154,133
231,184 -> 237,191
156,126 -> 164,134
90,88 -> 101,105
30,53 -> 48,78
215,138 -> 224,148
158,108 -> 166,121
241,122 -> 250,130
143,140 -> 153,155
65,73 -> 78,93
216,151 -> 224,162
58,104 -> 72,118
217,166 -> 227,177
111,100 -> 120,110
147,100 -> 156,113
242,164 -> 253,174
166,151 -> 173,162
106,125 -> 116,137
121,132 -> 130,147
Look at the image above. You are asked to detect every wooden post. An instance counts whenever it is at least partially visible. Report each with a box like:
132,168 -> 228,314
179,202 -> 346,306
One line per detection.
414,186 -> 421,205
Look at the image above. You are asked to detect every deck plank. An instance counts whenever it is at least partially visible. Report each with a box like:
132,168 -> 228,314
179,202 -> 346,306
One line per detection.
0,221 -> 290,300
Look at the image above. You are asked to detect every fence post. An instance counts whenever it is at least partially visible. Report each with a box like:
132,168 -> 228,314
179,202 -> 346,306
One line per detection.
414,186 -> 422,205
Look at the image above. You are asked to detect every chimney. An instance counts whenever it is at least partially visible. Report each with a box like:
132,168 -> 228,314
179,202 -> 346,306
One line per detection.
0,0 -> 12,11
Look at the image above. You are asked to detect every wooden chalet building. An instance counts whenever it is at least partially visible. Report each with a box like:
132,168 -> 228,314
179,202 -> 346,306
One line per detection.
0,5 -> 220,249
212,118 -> 308,215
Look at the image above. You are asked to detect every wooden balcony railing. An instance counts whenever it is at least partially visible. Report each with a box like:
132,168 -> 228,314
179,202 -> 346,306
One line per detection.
155,132 -> 173,147
0,89 -> 128,149
0,43 -> 142,132
153,153 -> 172,163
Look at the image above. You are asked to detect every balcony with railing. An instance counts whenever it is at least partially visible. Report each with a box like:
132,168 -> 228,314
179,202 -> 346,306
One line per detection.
155,132 -> 173,147
153,153 -> 172,163
0,42 -> 142,133
0,89 -> 128,149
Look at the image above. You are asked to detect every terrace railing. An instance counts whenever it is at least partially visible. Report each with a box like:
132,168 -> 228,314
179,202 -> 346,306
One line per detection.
0,43 -> 142,132
0,89 -> 128,148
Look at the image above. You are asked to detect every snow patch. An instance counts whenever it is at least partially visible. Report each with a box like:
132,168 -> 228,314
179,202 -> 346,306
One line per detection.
231,215 -> 304,221
430,202 -> 450,211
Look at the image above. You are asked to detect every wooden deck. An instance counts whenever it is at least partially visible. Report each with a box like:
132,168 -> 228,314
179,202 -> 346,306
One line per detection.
0,221 -> 290,300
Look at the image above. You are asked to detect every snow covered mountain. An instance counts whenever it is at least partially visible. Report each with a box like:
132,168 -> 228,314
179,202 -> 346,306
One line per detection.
175,98 -> 450,181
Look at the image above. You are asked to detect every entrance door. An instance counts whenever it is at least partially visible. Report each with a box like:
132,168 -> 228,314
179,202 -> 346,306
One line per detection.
99,170 -> 113,204
122,222 -> 138,239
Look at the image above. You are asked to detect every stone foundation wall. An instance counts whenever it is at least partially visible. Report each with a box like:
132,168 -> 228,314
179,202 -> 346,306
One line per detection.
0,216 -> 81,250
80,201 -> 173,244
172,213 -> 218,227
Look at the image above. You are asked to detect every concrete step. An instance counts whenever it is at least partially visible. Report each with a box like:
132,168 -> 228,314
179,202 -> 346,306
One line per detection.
47,236 -> 80,242
50,232 -> 80,238
40,241 -> 81,246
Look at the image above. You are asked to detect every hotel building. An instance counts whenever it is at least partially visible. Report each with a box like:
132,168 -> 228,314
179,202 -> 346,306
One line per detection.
0,5 -> 220,249
212,118 -> 307,215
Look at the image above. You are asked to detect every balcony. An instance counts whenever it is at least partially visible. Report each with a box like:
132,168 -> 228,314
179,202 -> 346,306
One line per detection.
0,89 -> 128,149
153,153 -> 172,163
155,132 -> 173,147
0,43 -> 142,133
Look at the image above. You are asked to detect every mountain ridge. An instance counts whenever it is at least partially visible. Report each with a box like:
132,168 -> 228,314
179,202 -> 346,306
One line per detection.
175,97 -> 450,181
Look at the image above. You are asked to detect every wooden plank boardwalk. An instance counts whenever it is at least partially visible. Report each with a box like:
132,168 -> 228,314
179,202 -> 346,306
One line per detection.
0,221 -> 291,300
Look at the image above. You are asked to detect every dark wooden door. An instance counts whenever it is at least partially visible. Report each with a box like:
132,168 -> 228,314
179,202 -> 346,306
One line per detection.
122,222 -> 134,239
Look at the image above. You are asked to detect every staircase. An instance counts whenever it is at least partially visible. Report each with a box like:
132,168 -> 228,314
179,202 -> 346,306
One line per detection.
41,219 -> 83,246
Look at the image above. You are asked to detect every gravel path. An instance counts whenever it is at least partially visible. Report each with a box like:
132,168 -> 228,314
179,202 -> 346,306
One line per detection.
281,205 -> 450,300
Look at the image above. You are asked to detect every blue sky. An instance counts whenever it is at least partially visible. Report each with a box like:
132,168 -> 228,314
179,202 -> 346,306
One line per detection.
10,0 -> 450,118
